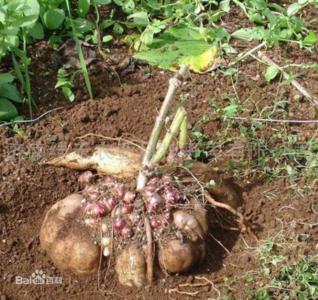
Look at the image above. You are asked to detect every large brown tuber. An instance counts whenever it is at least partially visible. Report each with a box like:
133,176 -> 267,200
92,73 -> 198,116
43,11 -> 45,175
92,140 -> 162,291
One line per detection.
115,244 -> 146,287
158,239 -> 206,273
159,198 -> 208,274
40,194 -> 100,275
173,210 -> 205,242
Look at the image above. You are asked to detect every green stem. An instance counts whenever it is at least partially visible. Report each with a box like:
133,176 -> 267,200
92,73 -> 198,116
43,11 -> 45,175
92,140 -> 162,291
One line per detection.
65,0 -> 93,99
150,106 -> 187,167
179,114 -> 188,150
93,4 -> 106,59
22,31 -> 33,117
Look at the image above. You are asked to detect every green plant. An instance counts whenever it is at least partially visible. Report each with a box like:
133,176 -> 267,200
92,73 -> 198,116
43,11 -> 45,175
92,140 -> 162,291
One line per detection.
232,0 -> 318,48
254,248 -> 318,300
272,257 -> 318,299
0,73 -> 22,121
65,0 -> 93,99
55,68 -> 76,102
0,0 -> 41,117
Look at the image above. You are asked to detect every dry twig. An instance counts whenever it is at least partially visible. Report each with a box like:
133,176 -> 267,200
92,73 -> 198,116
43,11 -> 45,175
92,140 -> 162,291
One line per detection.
228,41 -> 266,67
228,116 -> 318,124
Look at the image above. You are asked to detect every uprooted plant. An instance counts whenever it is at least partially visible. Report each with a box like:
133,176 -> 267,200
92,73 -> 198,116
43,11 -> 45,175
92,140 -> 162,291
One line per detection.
40,65 -> 245,288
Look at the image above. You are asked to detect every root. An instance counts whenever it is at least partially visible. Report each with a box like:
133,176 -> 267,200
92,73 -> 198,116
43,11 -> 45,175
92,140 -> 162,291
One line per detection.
169,276 -> 220,298
179,164 -> 247,231
209,233 -> 231,255
169,288 -> 200,296
168,289 -> 200,296
72,133 -> 145,151
204,191 -> 246,232
144,216 -> 154,285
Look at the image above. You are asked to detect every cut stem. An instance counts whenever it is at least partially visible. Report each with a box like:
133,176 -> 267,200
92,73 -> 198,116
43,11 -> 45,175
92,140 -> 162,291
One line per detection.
150,107 -> 187,167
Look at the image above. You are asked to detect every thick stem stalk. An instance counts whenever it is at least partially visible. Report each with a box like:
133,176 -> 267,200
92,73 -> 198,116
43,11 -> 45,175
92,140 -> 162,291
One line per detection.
150,107 -> 186,167
179,114 -> 188,150
136,65 -> 189,190
143,65 -> 188,166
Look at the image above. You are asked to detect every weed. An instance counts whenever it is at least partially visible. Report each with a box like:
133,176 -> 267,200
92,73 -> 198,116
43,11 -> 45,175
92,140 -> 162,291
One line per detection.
55,68 -> 77,102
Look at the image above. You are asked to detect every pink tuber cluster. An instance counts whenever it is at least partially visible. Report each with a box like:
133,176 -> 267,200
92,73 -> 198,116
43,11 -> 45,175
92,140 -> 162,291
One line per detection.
142,175 -> 185,230
80,172 -> 186,239
80,172 -> 137,239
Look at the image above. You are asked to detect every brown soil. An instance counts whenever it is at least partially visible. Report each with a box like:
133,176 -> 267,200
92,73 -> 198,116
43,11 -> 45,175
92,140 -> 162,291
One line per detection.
1,6 -> 318,300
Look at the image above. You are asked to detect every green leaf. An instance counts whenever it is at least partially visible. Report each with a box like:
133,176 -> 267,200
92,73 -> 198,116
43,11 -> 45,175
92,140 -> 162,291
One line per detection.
62,86 -> 75,102
0,83 -> 22,102
17,0 -> 40,27
0,98 -> 18,121
72,18 -> 94,34
265,65 -> 280,81
127,11 -> 149,27
304,31 -> 317,46
287,3 -> 302,16
219,0 -> 230,12
28,21 -> 44,39
231,27 -> 267,41
113,22 -> 124,35
223,103 -> 239,117
79,0 -> 91,17
0,73 -> 15,85
94,0 -> 111,4
100,19 -> 115,30
134,25 -> 219,72
102,35 -> 113,43
114,0 -> 135,14
43,8 -> 65,30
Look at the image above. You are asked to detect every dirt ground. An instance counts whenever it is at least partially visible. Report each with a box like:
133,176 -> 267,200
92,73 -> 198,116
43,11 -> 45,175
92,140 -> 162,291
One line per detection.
1,5 -> 318,300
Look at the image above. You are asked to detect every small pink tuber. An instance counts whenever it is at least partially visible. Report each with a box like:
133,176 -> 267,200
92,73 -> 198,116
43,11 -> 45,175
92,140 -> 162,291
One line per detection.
85,185 -> 100,201
105,197 -> 117,212
84,202 -> 106,217
111,183 -> 125,199
114,218 -> 126,231
128,213 -> 141,225
121,226 -> 133,238
123,191 -> 136,203
150,217 -> 161,228
122,204 -> 133,214
78,171 -> 94,186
